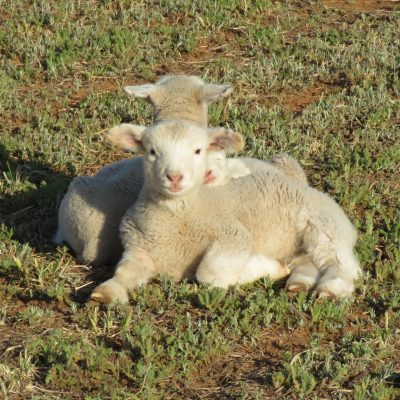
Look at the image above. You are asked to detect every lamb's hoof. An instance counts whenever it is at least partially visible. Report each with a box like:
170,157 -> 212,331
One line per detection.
286,281 -> 309,293
315,277 -> 354,299
316,287 -> 337,299
90,283 -> 129,304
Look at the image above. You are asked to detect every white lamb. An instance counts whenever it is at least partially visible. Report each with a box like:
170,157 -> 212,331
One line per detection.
90,120 -> 361,304
55,75 -> 308,268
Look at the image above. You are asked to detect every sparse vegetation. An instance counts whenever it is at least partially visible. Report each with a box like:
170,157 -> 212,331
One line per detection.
1,0 -> 399,399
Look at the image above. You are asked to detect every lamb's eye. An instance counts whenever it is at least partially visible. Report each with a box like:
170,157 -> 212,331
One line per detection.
195,149 -> 202,155
149,149 -> 156,156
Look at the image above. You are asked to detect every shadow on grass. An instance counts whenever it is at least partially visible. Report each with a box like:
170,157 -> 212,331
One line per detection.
72,266 -> 116,304
0,143 -> 74,252
0,143 -> 130,302
385,373 -> 400,389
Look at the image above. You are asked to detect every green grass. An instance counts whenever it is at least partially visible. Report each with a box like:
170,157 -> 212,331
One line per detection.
1,0 -> 399,398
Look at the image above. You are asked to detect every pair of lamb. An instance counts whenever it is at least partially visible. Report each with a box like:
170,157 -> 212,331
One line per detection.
55,75 -> 361,304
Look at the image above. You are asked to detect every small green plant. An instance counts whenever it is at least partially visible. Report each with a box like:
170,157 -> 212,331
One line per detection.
196,287 -> 226,310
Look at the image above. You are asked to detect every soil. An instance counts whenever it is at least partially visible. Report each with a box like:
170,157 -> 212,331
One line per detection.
322,0 -> 399,12
187,326 -> 310,398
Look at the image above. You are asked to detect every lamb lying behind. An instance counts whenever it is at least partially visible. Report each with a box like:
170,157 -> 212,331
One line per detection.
91,120 -> 361,304
205,151 -> 307,186
55,74 -> 308,267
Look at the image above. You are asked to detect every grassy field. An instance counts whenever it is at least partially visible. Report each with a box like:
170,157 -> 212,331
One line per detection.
1,0 -> 399,398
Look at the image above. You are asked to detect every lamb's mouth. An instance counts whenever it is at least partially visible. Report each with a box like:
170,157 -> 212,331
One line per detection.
164,185 -> 184,195
204,170 -> 216,184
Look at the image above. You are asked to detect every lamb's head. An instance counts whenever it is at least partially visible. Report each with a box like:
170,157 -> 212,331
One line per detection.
204,150 -> 228,186
107,120 -> 244,198
124,75 -> 233,128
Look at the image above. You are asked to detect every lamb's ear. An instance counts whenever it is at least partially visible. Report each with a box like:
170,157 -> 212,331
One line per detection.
198,84 -> 233,104
124,84 -> 157,102
207,128 -> 244,155
106,123 -> 147,153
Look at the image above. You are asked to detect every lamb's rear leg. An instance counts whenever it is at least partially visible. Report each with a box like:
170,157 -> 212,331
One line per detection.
196,244 -> 289,288
314,247 -> 360,298
270,153 -> 308,185
90,248 -> 155,304
285,254 -> 320,293
302,214 -> 361,298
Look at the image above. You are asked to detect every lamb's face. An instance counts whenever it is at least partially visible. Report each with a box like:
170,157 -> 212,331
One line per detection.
142,121 -> 209,198
106,120 -> 245,197
204,150 -> 227,186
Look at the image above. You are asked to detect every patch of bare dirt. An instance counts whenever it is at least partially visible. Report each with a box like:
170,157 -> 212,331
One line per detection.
187,327 -> 310,399
279,85 -> 338,112
322,0 -> 400,12
155,34 -> 248,77
66,77 -> 122,108
0,7 -> 12,20
253,83 -> 340,113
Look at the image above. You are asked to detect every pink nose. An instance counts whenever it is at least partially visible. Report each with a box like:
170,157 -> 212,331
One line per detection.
166,173 -> 183,183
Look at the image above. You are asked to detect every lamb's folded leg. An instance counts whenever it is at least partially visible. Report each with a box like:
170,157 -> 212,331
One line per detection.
300,207 -> 361,298
285,254 -> 320,293
314,247 -> 360,298
196,242 -> 289,288
90,248 -> 155,304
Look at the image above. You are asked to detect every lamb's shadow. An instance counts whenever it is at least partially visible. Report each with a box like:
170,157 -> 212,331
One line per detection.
0,143 -> 123,302
0,143 -> 73,251
72,267 -> 116,304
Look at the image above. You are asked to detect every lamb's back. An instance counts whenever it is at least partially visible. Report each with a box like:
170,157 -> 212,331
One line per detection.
200,171 -> 305,260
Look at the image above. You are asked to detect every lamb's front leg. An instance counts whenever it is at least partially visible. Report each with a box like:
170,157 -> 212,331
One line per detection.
196,243 -> 290,288
91,248 -> 155,304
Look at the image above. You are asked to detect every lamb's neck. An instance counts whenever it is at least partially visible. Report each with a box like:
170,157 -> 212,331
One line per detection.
139,185 -> 199,213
